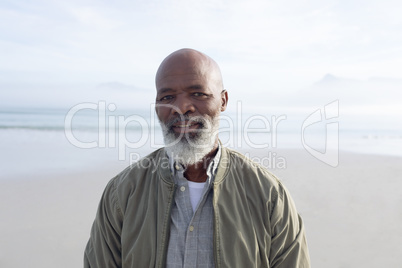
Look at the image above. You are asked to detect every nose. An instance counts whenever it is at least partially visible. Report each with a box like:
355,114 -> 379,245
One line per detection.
172,94 -> 195,116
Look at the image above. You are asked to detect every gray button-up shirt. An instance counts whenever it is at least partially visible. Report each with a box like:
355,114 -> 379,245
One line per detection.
166,146 -> 221,268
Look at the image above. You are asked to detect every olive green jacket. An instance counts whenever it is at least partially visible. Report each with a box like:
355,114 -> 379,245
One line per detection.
84,147 -> 310,267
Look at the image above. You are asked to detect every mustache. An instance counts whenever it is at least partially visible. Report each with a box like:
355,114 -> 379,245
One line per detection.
165,115 -> 207,129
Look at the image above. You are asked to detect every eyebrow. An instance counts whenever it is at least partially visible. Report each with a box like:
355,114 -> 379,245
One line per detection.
188,84 -> 204,90
158,87 -> 174,94
157,84 -> 205,94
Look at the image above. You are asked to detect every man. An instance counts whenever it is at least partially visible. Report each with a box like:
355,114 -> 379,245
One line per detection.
84,48 -> 310,267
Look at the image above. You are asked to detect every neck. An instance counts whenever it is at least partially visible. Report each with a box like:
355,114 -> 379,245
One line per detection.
184,141 -> 219,183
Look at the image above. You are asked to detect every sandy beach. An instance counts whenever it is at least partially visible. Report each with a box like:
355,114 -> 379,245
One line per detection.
1,149 -> 401,268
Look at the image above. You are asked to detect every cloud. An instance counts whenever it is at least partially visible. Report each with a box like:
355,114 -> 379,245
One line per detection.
0,0 -> 401,102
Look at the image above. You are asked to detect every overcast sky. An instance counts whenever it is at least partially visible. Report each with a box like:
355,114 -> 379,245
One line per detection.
1,0 -> 401,108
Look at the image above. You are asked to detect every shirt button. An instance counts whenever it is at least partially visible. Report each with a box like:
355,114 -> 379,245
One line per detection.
175,164 -> 181,170
180,186 -> 185,192
189,226 -> 194,232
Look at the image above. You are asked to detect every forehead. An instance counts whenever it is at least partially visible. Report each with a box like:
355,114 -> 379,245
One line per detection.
156,64 -> 211,91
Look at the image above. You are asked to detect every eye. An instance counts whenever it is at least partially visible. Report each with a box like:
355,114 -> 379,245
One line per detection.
159,95 -> 174,101
192,92 -> 208,97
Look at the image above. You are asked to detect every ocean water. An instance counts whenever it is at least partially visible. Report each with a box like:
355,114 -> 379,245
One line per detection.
1,106 -> 401,179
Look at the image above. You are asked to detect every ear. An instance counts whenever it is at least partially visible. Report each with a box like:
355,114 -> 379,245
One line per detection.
220,89 -> 228,112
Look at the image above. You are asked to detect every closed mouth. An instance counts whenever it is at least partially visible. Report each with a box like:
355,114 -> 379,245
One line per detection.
173,122 -> 198,128
172,121 -> 201,133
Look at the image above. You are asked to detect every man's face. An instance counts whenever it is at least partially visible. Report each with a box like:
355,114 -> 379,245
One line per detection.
154,54 -> 227,165
155,58 -> 226,141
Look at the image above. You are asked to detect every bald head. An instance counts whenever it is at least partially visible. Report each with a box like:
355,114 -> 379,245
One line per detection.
155,48 -> 224,92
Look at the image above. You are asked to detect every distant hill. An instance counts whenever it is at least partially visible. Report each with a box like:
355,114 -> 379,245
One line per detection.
312,73 -> 359,87
293,74 -> 402,106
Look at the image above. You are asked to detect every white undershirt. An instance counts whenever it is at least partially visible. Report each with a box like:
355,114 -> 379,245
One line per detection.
187,181 -> 206,212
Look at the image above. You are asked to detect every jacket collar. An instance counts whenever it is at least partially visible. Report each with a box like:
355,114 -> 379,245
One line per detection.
214,146 -> 229,184
156,148 -> 173,184
156,142 -> 230,185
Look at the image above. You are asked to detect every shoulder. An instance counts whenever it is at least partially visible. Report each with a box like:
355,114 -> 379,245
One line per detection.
100,148 -> 168,214
113,148 -> 165,184
222,147 -> 299,217
223,147 -> 281,183
221,147 -> 289,201
104,148 -> 167,196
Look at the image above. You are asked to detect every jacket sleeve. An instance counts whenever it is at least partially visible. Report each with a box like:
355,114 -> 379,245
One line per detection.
84,177 -> 123,268
268,182 -> 310,268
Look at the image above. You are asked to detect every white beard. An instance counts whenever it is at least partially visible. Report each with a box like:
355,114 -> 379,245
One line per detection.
160,114 -> 219,166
